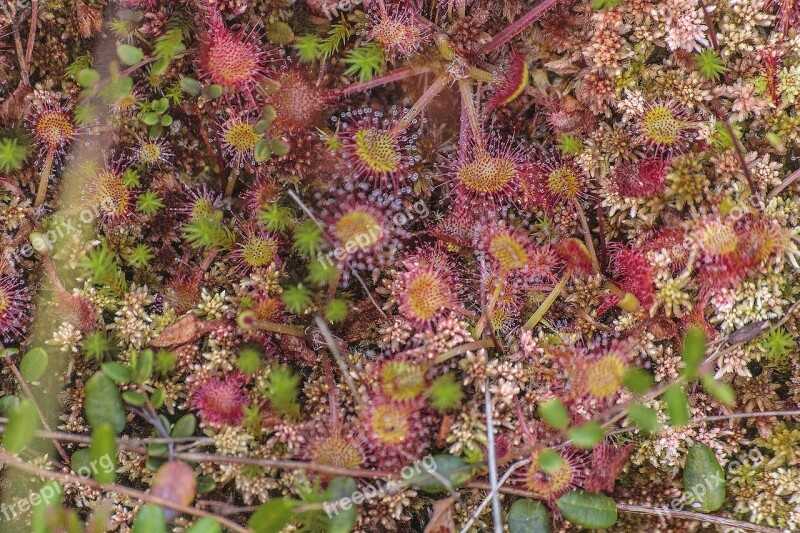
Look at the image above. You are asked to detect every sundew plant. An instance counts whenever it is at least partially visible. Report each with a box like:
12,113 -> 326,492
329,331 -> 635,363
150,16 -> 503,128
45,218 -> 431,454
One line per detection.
1,0 -> 800,531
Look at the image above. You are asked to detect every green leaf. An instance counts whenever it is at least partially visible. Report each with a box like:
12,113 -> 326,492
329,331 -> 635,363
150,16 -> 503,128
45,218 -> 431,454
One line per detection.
664,385 -> 690,426
266,21 -> 294,45
20,347 -> 49,381
701,375 -> 736,406
150,56 -> 170,76
556,491 -> 618,529
150,388 -> 166,409
683,443 -> 726,511
325,298 -> 349,324
202,84 -> 223,100
132,504 -> 166,533
254,138 -> 272,163
134,349 -> 154,382
428,373 -> 463,412
140,112 -> 160,126
538,398 -> 570,430
3,399 -> 39,454
507,499 -> 550,533
197,476 -> 216,494
180,77 -> 201,95
89,423 -> 118,484
567,421 -> 603,449
323,477 -> 358,533
248,497 -> 294,533
622,367 -> 654,394
171,414 -> 197,438
408,454 -> 473,493
31,481 -> 63,533
102,362 -> 131,384
122,391 -> 147,406
160,114 -> 173,127
76,68 -> 101,87
537,449 -> 563,474
626,403 -> 660,434
117,44 -> 144,66
269,138 -> 290,156
591,0 -> 624,8
343,43 -> 386,82
185,518 -> 222,533
681,326 -> 706,379
294,34 -> 322,62
85,372 -> 126,434
695,49 -> 729,81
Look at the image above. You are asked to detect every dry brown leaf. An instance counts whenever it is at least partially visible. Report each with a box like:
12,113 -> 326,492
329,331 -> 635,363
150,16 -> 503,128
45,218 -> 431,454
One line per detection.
424,496 -> 457,533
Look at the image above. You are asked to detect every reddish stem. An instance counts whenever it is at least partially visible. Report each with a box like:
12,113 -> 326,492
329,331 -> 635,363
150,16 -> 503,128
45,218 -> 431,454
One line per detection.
337,66 -> 432,97
476,0 -> 562,56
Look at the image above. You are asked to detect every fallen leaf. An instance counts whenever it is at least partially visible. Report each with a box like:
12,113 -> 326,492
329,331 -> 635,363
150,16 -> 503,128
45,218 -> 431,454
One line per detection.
423,496 -> 457,533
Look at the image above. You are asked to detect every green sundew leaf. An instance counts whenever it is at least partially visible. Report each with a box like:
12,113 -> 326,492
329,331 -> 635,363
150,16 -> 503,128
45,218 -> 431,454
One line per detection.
180,77 -> 201,95
537,449 -> 563,474
31,481 -> 63,533
122,391 -> 147,406
20,347 -> 49,381
248,497 -> 294,533
85,371 -> 126,434
117,44 -> 144,66
626,403 -> 660,434
102,362 -> 131,384
89,423 -> 118,484
701,375 -> 736,406
76,68 -> 101,87
3,399 -> 39,454
683,443 -> 726,511
132,504 -> 166,533
507,499 -> 550,533
185,517 -> 222,533
681,326 -> 706,380
664,385 -> 690,426
254,138 -> 272,163
567,421 -> 603,449
428,373 -> 464,412
556,491 -> 618,528
408,454 -> 474,493
171,414 -> 197,439
622,367 -> 654,394
538,398 -> 570,430
323,477 -> 358,533
695,49 -> 729,82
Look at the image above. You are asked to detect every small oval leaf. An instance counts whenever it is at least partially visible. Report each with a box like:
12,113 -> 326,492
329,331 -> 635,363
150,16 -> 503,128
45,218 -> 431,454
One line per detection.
556,490 -> 617,529
3,399 -> 39,454
117,44 -> 144,66
683,443 -> 726,512
407,454 -> 473,494
185,517 -> 222,533
538,398 -> 569,430
89,423 -> 118,484
85,372 -> 126,434
102,362 -> 131,384
20,347 -> 49,381
508,499 -> 550,533
132,503 -> 166,533
248,497 -> 294,533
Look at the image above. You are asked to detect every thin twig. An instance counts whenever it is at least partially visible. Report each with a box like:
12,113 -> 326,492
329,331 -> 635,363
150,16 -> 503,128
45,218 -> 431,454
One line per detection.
483,380 -> 502,533
459,459 -> 529,533
767,167 -> 800,201
24,0 -> 37,68
390,74 -> 450,135
337,66 -> 432,97
314,316 -> 368,412
0,451 -> 251,533
2,356 -> 70,465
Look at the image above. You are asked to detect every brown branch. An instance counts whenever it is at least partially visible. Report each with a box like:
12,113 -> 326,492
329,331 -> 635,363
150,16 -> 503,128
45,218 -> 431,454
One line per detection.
24,0 -> 37,68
